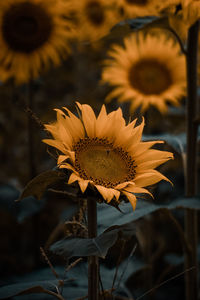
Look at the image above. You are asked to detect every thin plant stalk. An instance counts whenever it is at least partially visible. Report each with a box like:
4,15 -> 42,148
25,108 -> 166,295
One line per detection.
87,198 -> 99,300
185,20 -> 199,300
27,81 -> 41,266
27,80 -> 37,179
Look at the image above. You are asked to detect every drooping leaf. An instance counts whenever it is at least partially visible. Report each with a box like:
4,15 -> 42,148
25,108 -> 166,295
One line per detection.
17,170 -> 66,201
0,280 -> 59,299
143,130 -> 200,154
50,222 -> 136,259
168,197 -> 200,210
98,197 -> 200,233
50,231 -> 118,259
143,133 -> 186,154
128,16 -> 161,30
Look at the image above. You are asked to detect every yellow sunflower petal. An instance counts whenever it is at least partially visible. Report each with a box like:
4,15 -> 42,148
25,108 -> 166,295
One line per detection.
57,155 -> 68,165
62,107 -> 85,141
124,185 -> 153,199
134,170 -> 172,187
129,140 -> 164,157
96,104 -> 108,137
137,158 -> 173,171
76,102 -> 97,137
68,172 -> 82,184
78,180 -> 90,193
42,139 -> 66,153
95,185 -> 119,203
136,150 -> 173,166
122,191 -> 137,211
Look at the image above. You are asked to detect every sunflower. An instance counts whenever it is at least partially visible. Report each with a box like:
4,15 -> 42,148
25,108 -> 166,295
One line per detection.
181,0 -> 200,27
43,103 -> 173,210
65,0 -> 120,42
111,0 -> 179,18
101,32 -> 186,114
0,0 -> 74,84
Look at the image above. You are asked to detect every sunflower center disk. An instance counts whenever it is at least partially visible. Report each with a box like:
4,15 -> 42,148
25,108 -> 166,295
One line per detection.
85,1 -> 105,26
2,2 -> 53,53
74,138 -> 136,188
129,59 -> 172,95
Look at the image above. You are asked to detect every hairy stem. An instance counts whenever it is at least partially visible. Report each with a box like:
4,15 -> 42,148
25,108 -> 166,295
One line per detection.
185,20 -> 199,300
87,198 -> 99,300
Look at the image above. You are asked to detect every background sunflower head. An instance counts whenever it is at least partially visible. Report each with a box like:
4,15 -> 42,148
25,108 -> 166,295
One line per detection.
64,0 -> 120,42
43,102 -> 173,210
181,0 -> 200,27
101,32 -> 186,114
0,0 -> 74,84
111,0 -> 176,18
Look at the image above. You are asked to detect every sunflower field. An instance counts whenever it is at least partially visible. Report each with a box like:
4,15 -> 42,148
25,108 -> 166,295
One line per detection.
0,1 -> 199,300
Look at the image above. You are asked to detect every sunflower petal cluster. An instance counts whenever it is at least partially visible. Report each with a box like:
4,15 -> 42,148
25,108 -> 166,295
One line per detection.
64,0 -> 120,42
0,0 -> 74,84
43,103 -> 173,210
181,0 -> 200,27
101,32 -> 186,113
111,0 -> 178,18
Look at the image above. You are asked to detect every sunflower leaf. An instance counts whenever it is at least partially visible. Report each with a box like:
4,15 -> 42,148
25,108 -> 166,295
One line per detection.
50,223 -> 136,259
17,170 -> 66,201
98,197 -> 200,233
143,133 -> 186,153
128,16 -> 161,30
0,280 -> 59,299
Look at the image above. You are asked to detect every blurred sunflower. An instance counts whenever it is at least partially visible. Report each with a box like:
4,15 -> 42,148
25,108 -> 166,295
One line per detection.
0,0 -> 74,84
43,103 -> 173,210
101,33 -> 186,113
112,0 -> 179,18
65,0 -> 120,42
181,0 -> 200,27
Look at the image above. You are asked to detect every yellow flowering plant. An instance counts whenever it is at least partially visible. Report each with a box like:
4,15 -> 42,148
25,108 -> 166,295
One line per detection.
0,1 -> 199,300
0,0 -> 74,84
43,102 -> 173,209
101,32 -> 186,113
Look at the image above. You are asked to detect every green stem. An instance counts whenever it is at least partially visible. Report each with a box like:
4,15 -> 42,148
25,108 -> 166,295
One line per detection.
185,20 -> 199,300
87,198 -> 99,300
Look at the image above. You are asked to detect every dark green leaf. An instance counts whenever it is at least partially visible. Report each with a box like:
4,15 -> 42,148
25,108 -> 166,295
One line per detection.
0,280 -> 59,299
127,16 -> 160,30
17,170 -> 66,201
168,197 -> 200,210
50,231 -> 118,259
50,223 -> 136,259
137,16 -> 170,31
143,133 -> 186,153
98,197 -> 200,233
